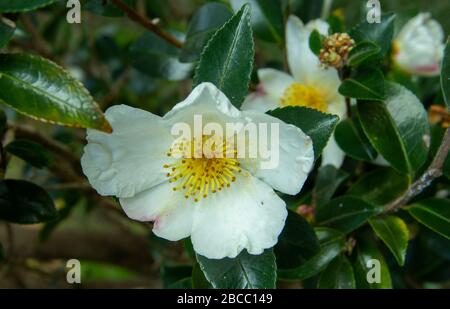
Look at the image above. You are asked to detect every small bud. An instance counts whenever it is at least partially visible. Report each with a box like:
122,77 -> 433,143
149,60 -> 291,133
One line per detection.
319,33 -> 355,69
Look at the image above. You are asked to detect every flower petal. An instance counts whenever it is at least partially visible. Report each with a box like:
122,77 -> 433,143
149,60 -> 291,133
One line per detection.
241,93 -> 279,112
81,105 -> 174,198
119,181 -> 194,241
238,110 -> 314,195
321,134 -> 345,168
191,174 -> 287,259
258,68 -> 294,99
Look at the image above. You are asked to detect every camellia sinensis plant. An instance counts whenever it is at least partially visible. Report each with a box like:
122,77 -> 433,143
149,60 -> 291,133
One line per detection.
0,0 -> 449,289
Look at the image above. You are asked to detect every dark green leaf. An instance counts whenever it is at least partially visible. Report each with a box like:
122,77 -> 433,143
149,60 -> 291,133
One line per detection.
192,263 -> 212,289
309,29 -> 323,55
169,277 -> 193,289
180,3 -> 232,62
349,13 -> 396,57
318,255 -> 355,289
193,4 -> 254,108
278,228 -> 345,280
313,165 -> 349,209
408,198 -> 450,240
339,68 -> 385,101
161,265 -> 193,289
275,210 -> 320,270
0,179 -> 56,224
335,117 -> 377,162
316,196 -> 378,233
230,0 -> 284,44
267,106 -> 339,160
369,216 -> 409,266
348,41 -> 381,67
85,0 -> 136,17
197,249 -> 276,289
129,32 -> 192,81
357,82 -> 430,175
353,238 -> 392,289
5,139 -> 52,169
0,0 -> 58,12
441,39 -> 450,109
0,17 -> 15,48
0,53 -> 112,132
346,168 -> 410,206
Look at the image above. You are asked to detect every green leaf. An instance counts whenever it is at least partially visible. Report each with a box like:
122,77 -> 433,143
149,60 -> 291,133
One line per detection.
335,117 -> 377,162
346,168 -> 410,206
230,0 -> 284,44
441,39 -> 450,109
309,29 -> 323,55
0,0 -> 58,12
0,53 -> 111,132
278,228 -> 345,280
5,139 -> 52,169
275,210 -> 320,270
196,249 -> 276,289
84,0 -> 136,17
316,196 -> 378,234
339,68 -> 385,101
348,41 -> 381,67
193,4 -> 254,108
0,17 -> 15,48
357,82 -> 430,175
192,263 -> 212,289
408,198 -> 450,240
349,13 -> 396,57
168,277 -> 193,289
318,255 -> 356,289
267,106 -> 339,160
161,265 -> 193,289
353,238 -> 392,289
129,32 -> 192,81
0,179 -> 57,224
369,216 -> 409,266
180,3 -> 232,62
313,165 -> 349,209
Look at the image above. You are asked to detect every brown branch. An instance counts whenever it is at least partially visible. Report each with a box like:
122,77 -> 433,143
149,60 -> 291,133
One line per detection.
383,128 -> 450,213
110,0 -> 183,48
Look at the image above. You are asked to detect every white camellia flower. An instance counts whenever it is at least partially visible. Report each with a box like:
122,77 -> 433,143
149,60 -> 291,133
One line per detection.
393,13 -> 445,77
81,82 -> 314,259
242,15 -> 346,168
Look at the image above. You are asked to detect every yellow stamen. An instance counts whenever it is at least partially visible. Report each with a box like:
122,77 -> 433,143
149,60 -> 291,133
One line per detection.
280,83 -> 327,112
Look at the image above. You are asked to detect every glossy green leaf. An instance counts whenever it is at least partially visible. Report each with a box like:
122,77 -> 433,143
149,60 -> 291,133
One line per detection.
408,198 -> 450,240
278,228 -> 345,280
316,196 -> 378,233
275,210 -> 320,270
353,238 -> 392,289
339,68 -> 385,101
5,139 -> 52,169
192,263 -> 212,289
309,29 -> 323,55
335,117 -> 377,162
161,265 -> 193,289
230,0 -> 284,44
193,4 -> 254,108
180,2 -> 232,62
313,165 -> 349,209
349,13 -> 396,57
267,106 -> 339,160
0,0 -> 58,12
441,39 -> 450,109
348,41 -> 381,67
169,277 -> 193,289
369,216 -> 409,266
318,255 -> 355,289
346,168 -> 410,206
0,17 -> 15,48
0,179 -> 57,224
0,53 -> 112,132
196,249 -> 276,289
357,82 -> 430,175
129,32 -> 192,81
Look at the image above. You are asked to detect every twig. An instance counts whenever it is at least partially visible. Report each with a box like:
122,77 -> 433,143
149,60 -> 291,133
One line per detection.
383,128 -> 450,213
110,0 -> 183,48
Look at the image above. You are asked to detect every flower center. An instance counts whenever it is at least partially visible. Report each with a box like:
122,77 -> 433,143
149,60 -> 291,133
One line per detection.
280,83 -> 327,112
163,136 -> 241,202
